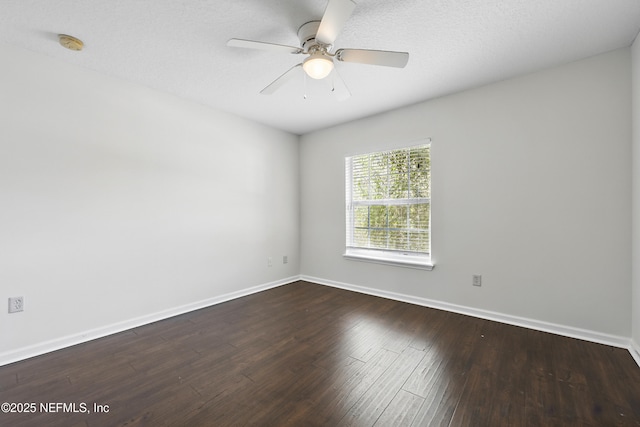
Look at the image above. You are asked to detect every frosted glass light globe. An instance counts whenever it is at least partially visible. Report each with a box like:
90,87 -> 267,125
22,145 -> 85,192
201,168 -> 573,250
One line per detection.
303,54 -> 334,79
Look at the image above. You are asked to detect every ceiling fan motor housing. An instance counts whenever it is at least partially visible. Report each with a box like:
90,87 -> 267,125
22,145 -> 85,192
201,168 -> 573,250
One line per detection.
298,21 -> 327,51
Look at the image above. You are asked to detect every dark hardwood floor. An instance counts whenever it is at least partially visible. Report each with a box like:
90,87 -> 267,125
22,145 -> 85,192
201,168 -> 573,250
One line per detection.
1,280 -> 639,426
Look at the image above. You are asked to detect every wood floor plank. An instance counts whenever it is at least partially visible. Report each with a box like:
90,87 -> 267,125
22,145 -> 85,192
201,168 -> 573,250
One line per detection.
409,370 -> 467,427
448,321 -> 528,426
373,389 -> 424,427
408,314 -> 481,426
337,346 -> 426,426
0,281 -> 638,426
300,348 -> 400,426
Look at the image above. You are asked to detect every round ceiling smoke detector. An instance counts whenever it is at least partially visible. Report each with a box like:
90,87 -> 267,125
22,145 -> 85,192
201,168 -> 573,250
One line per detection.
58,34 -> 83,51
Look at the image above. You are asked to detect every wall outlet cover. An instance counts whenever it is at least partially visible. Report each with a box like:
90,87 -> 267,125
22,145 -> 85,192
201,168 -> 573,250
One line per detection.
9,296 -> 24,313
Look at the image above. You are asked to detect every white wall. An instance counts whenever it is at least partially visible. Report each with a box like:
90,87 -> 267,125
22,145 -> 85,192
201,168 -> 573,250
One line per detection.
0,42 -> 299,363
300,49 -> 632,338
632,36 -> 640,354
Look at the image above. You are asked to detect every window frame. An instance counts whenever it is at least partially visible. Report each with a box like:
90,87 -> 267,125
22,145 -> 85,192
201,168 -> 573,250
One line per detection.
344,140 -> 433,270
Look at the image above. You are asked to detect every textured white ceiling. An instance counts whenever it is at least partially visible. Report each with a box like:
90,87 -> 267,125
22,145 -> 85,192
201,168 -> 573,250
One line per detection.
2,0 -> 640,134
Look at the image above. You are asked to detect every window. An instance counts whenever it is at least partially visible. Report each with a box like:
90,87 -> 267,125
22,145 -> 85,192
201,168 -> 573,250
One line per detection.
344,142 -> 432,269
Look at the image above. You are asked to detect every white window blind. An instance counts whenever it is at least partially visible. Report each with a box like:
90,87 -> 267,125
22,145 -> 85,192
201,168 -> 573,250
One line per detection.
345,142 -> 431,269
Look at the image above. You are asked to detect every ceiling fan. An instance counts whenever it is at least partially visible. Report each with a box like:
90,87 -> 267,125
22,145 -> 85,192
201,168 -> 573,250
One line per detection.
226,0 -> 409,99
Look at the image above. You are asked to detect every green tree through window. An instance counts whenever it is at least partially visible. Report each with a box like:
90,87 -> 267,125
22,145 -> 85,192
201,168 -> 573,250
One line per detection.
346,143 -> 430,259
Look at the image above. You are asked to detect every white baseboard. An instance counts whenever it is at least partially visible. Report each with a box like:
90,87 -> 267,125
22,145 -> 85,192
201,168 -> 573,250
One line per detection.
301,275 -> 637,362
630,340 -> 640,368
0,276 -> 300,367
4,275 -> 639,370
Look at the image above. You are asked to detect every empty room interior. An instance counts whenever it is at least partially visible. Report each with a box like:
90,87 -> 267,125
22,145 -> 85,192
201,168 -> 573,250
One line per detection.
2,0 -> 640,425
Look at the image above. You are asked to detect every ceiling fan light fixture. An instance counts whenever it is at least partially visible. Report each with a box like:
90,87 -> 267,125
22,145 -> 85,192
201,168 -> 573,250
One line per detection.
303,53 -> 334,79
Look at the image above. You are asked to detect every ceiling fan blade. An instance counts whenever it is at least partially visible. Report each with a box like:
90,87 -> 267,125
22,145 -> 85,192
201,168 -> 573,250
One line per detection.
316,0 -> 356,46
227,38 -> 303,54
260,64 -> 303,95
336,49 -> 409,68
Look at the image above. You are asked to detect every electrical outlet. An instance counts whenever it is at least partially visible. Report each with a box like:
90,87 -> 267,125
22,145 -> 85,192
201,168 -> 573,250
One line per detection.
283,255 -> 288,264
267,257 -> 273,267
472,275 -> 482,287
8,296 -> 24,313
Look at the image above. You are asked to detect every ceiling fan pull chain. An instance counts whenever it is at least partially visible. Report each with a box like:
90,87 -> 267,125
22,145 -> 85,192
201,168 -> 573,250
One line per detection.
303,72 -> 308,100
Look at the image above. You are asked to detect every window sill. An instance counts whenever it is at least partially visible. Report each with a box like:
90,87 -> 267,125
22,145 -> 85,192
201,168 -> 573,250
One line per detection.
343,250 -> 434,270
